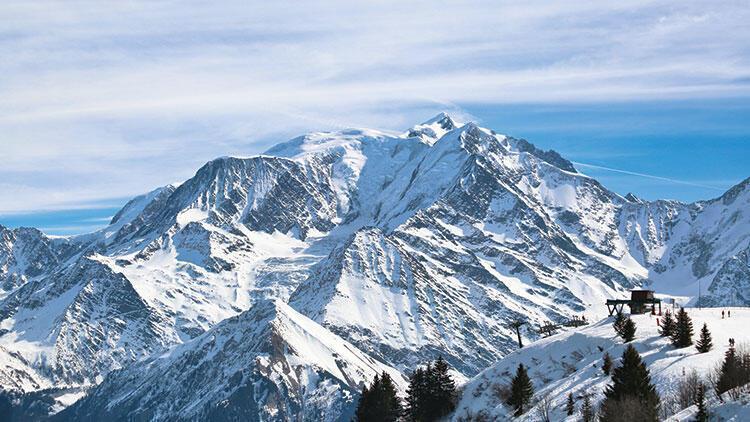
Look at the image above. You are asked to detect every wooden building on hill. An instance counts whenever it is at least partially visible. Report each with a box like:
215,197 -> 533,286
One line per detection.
606,289 -> 661,316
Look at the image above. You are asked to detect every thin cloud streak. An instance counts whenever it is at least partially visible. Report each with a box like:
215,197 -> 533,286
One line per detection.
573,162 -> 727,192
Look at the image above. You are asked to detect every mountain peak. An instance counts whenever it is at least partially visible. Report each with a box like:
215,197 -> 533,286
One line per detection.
406,112 -> 465,143
419,112 -> 458,129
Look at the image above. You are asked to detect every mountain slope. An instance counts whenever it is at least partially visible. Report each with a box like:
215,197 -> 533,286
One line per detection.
57,299 -> 405,422
0,255 -> 177,386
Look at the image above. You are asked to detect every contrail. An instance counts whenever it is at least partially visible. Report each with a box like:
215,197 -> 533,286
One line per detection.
572,162 -> 726,191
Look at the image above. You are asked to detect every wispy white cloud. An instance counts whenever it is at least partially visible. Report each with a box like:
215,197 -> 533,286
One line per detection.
573,162 -> 727,191
0,0 -> 748,212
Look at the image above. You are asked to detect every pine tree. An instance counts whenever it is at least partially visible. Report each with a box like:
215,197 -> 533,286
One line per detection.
429,356 -> 457,420
695,323 -> 713,353
507,363 -> 534,416
378,373 -> 402,421
716,342 -> 742,399
694,383 -> 708,422
600,345 -> 660,421
659,310 -> 676,338
566,392 -> 575,416
357,382 -> 372,420
613,312 -> 626,337
581,394 -> 595,422
355,372 -> 402,422
405,366 -> 427,421
620,317 -> 637,342
671,307 -> 694,348
602,352 -> 613,376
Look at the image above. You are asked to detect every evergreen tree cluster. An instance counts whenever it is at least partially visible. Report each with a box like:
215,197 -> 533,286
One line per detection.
613,312 -> 636,342
671,308 -> 694,348
600,345 -> 660,421
355,372 -> 402,422
507,363 -> 534,416
404,356 -> 457,421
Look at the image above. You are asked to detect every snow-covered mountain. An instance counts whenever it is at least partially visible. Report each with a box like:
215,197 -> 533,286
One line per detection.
58,299 -> 405,421
1,113 -> 749,418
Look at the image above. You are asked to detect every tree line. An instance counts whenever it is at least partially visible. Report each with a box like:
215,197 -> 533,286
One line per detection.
355,356 -> 457,422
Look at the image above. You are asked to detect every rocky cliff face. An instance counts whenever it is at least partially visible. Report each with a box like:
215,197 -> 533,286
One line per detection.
1,114 -> 748,419
0,226 -> 66,295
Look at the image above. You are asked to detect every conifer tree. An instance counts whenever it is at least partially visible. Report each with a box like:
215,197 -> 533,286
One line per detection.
716,342 -> 741,399
356,372 -> 402,422
405,366 -> 428,421
613,312 -> 626,337
620,317 -> 636,342
581,394 -> 595,422
507,363 -> 534,416
694,383 -> 708,422
695,323 -> 712,353
600,345 -> 660,421
659,310 -> 676,338
602,352 -> 613,376
429,356 -> 457,419
671,307 -> 694,348
358,382 -> 371,418
566,392 -> 575,416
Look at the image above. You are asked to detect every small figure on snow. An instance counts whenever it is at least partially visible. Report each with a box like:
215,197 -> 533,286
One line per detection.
722,310 -> 725,319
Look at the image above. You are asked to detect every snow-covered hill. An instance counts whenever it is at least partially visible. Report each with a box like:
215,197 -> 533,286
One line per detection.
453,307 -> 750,421
670,391 -> 750,421
1,113 -> 749,418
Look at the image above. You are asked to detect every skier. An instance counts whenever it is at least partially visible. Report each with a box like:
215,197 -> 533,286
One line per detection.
728,310 -> 731,318
722,310 -> 725,319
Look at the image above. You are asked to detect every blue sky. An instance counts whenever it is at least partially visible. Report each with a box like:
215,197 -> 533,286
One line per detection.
1,1 -> 749,235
